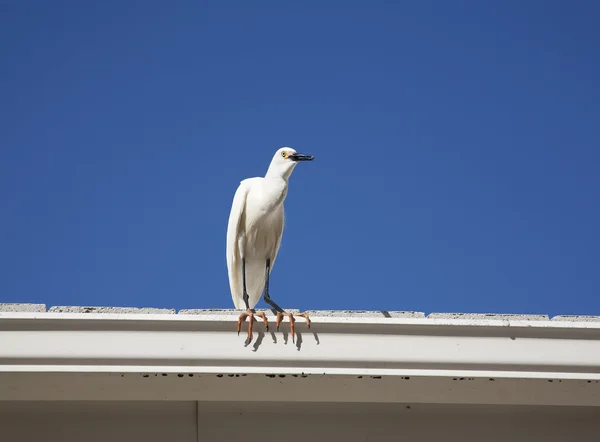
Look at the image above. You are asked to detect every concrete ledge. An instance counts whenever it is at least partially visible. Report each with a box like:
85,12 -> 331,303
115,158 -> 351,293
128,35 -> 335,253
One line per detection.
2,305 -> 597,324
0,304 -> 46,313
178,309 -> 425,319
428,312 -> 549,321
179,308 -> 300,315
48,306 -> 175,314
306,310 -> 425,318
552,315 -> 600,322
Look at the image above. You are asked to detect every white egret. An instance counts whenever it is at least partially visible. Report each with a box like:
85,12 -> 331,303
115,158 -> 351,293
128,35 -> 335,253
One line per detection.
226,146 -> 314,342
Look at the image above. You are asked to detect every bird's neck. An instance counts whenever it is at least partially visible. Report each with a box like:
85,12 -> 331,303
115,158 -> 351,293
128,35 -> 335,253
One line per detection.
262,174 -> 289,191
265,164 -> 294,181
259,175 -> 289,209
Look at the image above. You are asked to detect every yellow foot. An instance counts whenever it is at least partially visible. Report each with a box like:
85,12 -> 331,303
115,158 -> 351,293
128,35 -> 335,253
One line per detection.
276,311 -> 311,343
237,309 -> 269,342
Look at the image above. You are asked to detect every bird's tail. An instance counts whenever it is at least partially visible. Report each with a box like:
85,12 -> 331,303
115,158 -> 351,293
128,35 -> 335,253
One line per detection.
227,254 -> 245,310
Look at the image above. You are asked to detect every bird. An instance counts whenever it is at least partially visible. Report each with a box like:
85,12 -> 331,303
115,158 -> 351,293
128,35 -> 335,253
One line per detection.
226,146 -> 314,343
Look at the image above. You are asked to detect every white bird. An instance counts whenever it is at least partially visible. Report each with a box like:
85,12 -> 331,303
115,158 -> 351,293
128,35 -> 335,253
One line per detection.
226,146 -> 314,342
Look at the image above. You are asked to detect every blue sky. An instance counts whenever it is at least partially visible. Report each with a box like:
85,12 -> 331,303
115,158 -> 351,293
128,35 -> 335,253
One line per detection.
1,1 -> 599,316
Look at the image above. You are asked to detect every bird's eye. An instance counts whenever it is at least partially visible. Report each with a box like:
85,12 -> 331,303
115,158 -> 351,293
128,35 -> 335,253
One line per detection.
281,151 -> 287,158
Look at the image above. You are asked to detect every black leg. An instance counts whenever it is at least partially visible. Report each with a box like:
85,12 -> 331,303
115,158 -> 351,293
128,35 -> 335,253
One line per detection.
263,258 -> 284,313
262,258 -> 310,342
242,258 -> 250,310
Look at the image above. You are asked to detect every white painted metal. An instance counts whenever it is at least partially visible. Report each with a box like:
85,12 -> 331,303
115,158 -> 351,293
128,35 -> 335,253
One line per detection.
1,312 -> 599,406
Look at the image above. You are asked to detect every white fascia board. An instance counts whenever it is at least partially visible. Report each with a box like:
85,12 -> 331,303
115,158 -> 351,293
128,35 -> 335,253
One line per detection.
1,311 -> 600,377
1,312 -> 600,405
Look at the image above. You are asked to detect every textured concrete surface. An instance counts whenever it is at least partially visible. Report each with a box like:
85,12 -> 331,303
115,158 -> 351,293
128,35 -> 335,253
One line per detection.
427,312 -> 549,321
305,310 -> 425,318
551,315 -> 600,322
48,306 -> 175,314
178,309 -> 424,318
179,308 -> 300,315
2,304 -> 597,322
0,303 -> 46,312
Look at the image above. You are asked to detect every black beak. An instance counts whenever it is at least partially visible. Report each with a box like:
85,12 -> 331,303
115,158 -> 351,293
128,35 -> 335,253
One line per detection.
289,153 -> 314,162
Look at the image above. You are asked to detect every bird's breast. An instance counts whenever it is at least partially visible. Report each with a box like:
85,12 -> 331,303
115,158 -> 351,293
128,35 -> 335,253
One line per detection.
243,196 -> 284,260
245,202 -> 283,233
247,181 -> 287,218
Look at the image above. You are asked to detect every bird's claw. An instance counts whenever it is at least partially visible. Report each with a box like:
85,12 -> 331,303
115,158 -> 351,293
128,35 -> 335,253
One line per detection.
237,310 -> 269,342
237,311 -> 251,340
255,311 -> 269,332
276,311 -> 311,343
296,312 -> 311,329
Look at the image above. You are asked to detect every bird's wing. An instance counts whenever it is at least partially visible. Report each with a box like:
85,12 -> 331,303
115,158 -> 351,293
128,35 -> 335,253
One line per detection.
270,207 -> 285,270
226,178 -> 261,309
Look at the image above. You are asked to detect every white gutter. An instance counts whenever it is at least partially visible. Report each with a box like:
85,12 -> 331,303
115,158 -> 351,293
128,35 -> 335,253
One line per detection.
1,310 -> 599,406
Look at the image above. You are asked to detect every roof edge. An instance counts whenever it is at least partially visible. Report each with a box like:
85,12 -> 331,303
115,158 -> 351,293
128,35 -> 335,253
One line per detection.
2,303 -> 598,322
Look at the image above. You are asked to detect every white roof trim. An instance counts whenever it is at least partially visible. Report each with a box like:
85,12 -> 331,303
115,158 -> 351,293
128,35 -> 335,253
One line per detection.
1,311 -> 599,406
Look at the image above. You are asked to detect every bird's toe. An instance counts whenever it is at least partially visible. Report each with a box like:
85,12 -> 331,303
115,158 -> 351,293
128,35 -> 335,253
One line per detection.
237,310 -> 252,338
296,312 -> 311,329
254,311 -> 269,332
246,315 -> 254,342
238,310 -> 271,343
275,311 -> 298,343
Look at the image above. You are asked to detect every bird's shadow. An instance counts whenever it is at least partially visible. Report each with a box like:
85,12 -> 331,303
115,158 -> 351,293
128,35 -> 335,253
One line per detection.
249,331 -> 265,351
295,331 -> 320,350
246,327 -> 320,352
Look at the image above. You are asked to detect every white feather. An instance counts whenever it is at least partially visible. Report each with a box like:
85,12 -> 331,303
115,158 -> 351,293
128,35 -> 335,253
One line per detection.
226,147 -> 311,310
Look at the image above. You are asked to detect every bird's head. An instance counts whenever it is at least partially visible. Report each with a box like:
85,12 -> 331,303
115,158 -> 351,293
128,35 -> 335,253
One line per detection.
266,147 -> 314,180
